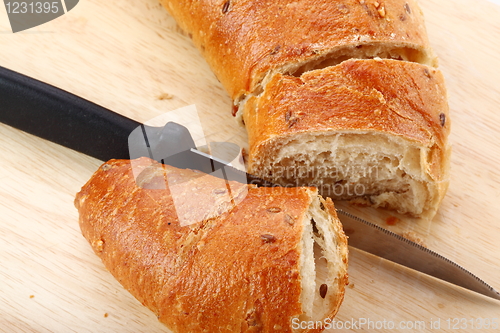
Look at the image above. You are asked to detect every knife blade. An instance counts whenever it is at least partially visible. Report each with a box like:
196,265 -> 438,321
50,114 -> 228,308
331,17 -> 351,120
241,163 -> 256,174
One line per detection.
338,209 -> 500,301
1,65 -> 499,302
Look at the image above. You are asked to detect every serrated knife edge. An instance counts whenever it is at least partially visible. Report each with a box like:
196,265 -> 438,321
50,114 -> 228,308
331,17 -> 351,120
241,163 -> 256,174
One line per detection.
336,209 -> 500,301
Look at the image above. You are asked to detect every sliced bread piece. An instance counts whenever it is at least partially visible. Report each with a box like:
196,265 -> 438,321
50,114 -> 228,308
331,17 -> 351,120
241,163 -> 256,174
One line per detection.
243,59 -> 450,217
75,157 -> 348,332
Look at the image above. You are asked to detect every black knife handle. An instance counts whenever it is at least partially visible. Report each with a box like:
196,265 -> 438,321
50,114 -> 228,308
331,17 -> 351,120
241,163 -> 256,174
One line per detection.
0,66 -> 140,161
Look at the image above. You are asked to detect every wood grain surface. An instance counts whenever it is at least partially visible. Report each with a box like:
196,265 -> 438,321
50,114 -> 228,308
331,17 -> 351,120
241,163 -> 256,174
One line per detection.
1,0 -> 500,332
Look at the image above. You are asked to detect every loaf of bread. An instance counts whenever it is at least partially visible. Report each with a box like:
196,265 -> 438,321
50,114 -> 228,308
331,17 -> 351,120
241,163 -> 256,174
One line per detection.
160,0 -> 450,217
75,158 -> 348,332
244,59 -> 450,217
161,0 -> 437,104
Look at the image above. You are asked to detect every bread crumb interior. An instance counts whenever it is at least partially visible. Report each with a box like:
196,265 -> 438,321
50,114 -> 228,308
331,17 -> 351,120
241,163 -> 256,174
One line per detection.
296,196 -> 344,329
252,132 -> 436,216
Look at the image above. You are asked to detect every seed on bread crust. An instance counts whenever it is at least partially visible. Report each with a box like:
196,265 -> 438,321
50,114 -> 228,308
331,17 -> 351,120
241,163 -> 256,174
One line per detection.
284,214 -> 295,225
270,45 -> 281,55
439,113 -> 446,127
222,0 -> 230,14
404,2 -> 411,14
213,188 -> 227,195
261,234 -> 276,243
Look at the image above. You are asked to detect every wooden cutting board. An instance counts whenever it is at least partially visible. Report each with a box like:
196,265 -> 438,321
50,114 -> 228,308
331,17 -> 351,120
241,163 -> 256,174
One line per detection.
1,0 -> 499,331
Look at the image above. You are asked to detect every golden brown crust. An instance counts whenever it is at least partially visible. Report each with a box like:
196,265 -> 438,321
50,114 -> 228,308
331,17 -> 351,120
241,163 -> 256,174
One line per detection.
75,158 -> 348,332
244,58 -> 450,193
245,59 -> 449,154
161,0 -> 436,102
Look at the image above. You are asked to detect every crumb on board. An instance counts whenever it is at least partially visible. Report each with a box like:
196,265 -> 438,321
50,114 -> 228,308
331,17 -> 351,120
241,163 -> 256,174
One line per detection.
343,226 -> 355,236
104,313 -> 109,318
400,231 -> 427,248
386,216 -> 400,226
157,93 -> 174,100
29,295 -> 34,299
348,197 -> 371,207
348,283 -> 355,289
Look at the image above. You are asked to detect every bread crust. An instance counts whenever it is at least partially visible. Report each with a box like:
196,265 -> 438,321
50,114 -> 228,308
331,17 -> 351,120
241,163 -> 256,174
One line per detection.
161,0 -> 436,102
244,59 -> 450,215
75,158 -> 348,332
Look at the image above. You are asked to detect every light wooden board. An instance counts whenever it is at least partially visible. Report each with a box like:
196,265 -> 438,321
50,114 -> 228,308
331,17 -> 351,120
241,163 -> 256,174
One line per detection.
0,0 -> 499,331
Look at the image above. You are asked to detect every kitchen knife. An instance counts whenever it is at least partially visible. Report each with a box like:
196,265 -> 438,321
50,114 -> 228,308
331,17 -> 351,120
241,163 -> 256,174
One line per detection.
0,66 -> 272,186
1,65 -> 499,301
338,210 -> 500,301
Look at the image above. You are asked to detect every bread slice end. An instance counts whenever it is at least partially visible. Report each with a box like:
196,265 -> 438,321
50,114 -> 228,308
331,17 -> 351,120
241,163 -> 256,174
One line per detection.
295,192 -> 348,332
249,131 -> 448,218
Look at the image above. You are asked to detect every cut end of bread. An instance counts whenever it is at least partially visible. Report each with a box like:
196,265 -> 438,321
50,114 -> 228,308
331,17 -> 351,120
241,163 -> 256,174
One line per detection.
244,59 -> 450,218
297,195 -> 348,330
76,159 -> 349,333
250,132 -> 448,217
